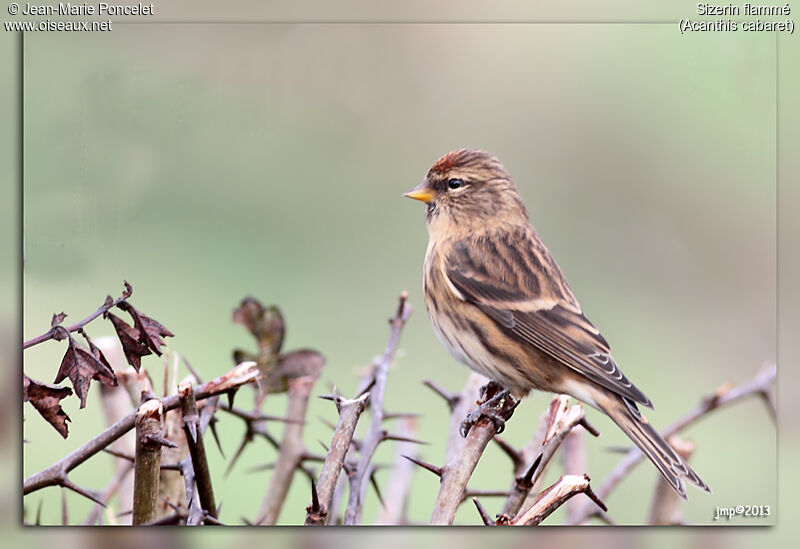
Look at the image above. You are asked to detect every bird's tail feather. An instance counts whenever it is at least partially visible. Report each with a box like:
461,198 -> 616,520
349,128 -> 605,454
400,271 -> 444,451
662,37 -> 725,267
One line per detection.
595,391 -> 711,499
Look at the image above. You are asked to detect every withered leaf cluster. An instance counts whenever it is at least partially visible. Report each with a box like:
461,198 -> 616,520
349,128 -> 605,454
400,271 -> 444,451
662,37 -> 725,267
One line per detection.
24,282 -> 174,437
54,332 -> 117,408
232,297 -> 320,395
232,298 -> 285,356
113,300 -> 174,364
225,296 -> 327,485
23,375 -> 72,438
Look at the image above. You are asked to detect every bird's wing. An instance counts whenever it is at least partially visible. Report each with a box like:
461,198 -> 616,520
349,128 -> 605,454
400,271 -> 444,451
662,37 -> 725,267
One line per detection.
444,230 -> 652,408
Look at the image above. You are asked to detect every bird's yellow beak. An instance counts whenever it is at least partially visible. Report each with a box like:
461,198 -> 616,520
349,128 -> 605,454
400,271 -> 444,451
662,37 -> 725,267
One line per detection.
403,181 -> 435,203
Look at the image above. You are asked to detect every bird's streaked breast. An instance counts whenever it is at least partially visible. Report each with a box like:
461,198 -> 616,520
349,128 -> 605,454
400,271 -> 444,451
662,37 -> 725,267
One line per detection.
423,237 -> 535,391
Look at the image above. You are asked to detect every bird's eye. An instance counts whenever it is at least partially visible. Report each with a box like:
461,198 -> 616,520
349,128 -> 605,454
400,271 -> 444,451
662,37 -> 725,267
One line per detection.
448,178 -> 463,190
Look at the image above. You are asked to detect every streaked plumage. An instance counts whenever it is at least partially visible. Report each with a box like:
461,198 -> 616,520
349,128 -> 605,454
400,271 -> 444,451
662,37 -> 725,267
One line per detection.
405,149 -> 709,499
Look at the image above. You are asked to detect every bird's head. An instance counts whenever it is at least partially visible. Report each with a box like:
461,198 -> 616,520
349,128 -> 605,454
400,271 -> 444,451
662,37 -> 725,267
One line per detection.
404,149 -> 527,234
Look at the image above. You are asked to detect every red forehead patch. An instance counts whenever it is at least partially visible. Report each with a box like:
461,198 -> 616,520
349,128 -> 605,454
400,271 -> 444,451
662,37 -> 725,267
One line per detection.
431,150 -> 465,174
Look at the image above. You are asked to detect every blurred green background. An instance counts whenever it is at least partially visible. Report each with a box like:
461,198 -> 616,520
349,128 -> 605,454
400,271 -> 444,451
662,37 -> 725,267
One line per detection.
18,16 -> 782,531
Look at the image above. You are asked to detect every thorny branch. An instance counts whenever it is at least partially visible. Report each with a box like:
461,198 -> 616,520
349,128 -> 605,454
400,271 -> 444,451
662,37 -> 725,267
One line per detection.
429,384 -> 518,525
561,420 -> 588,523
132,399 -> 174,525
500,395 -> 599,519
176,454 -> 206,526
424,373 -> 488,464
255,351 -> 324,525
568,362 -> 777,524
376,416 -> 419,525
498,474 -> 606,526
23,282 -> 133,349
82,461 -> 134,525
178,380 -> 217,519
24,362 -> 260,498
344,292 -> 413,525
23,283 -> 777,526
305,392 -> 369,525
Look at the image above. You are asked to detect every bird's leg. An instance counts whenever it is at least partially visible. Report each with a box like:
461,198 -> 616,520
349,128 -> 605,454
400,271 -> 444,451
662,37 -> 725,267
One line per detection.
460,382 -> 520,437
476,381 -> 505,404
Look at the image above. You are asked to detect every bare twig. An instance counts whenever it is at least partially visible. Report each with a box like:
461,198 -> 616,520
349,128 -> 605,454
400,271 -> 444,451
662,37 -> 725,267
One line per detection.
422,379 -> 460,411
326,469 -> 349,525
95,336 -> 136,523
498,455 -> 542,519
305,392 -> 369,525
218,401 -> 302,424
176,457 -> 204,525
498,397 -> 562,516
344,293 -> 412,525
132,399 -> 171,525
569,363 -> 776,524
157,390 -> 188,520
429,385 -> 518,525
648,436 -> 695,525
23,283 -> 132,349
24,362 -> 260,497
223,416 -> 279,477
82,461 -> 134,525
383,411 -> 420,421
500,396 -> 595,519
376,416 -> 419,525
142,510 -> 185,526
115,367 -> 155,415
462,488 -> 511,503
660,363 -> 777,436
179,380 -> 217,519
174,391 -> 222,527
61,488 -> 68,525
561,424 -> 587,523
434,373 -> 488,464
492,435 -> 524,472
501,474 -> 606,526
255,352 -> 323,525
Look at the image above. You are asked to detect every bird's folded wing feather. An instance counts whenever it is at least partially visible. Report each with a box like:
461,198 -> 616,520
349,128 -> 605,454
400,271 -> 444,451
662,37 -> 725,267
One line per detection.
445,233 -> 652,408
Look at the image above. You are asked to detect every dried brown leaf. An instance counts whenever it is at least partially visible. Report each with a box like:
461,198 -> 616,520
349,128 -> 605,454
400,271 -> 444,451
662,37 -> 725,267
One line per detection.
140,313 -> 174,352
233,349 -> 258,365
261,349 -> 325,393
24,375 -> 72,438
117,301 -> 174,356
79,329 -> 114,373
232,298 -> 285,354
50,312 -> 67,328
106,311 -> 151,371
54,337 -> 117,408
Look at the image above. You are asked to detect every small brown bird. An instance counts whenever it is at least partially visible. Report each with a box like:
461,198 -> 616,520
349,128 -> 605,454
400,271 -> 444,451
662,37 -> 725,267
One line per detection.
405,149 -> 709,499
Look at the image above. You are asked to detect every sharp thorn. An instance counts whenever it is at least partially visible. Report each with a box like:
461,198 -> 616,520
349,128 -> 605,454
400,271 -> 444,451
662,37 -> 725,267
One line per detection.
472,498 -> 495,526
209,418 -> 225,458
401,454 -> 442,477
492,435 -> 523,469
522,453 -> 543,486
578,417 -> 601,437
60,477 -> 105,507
382,433 -> 429,445
585,485 -> 608,513
370,471 -> 385,509
310,478 -> 320,511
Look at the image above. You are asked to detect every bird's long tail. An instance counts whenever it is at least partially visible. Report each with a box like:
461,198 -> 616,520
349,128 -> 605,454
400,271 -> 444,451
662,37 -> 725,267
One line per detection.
593,390 -> 711,499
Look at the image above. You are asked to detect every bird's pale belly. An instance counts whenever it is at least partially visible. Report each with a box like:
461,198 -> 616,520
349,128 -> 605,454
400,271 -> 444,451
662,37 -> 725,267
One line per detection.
427,305 -> 540,398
